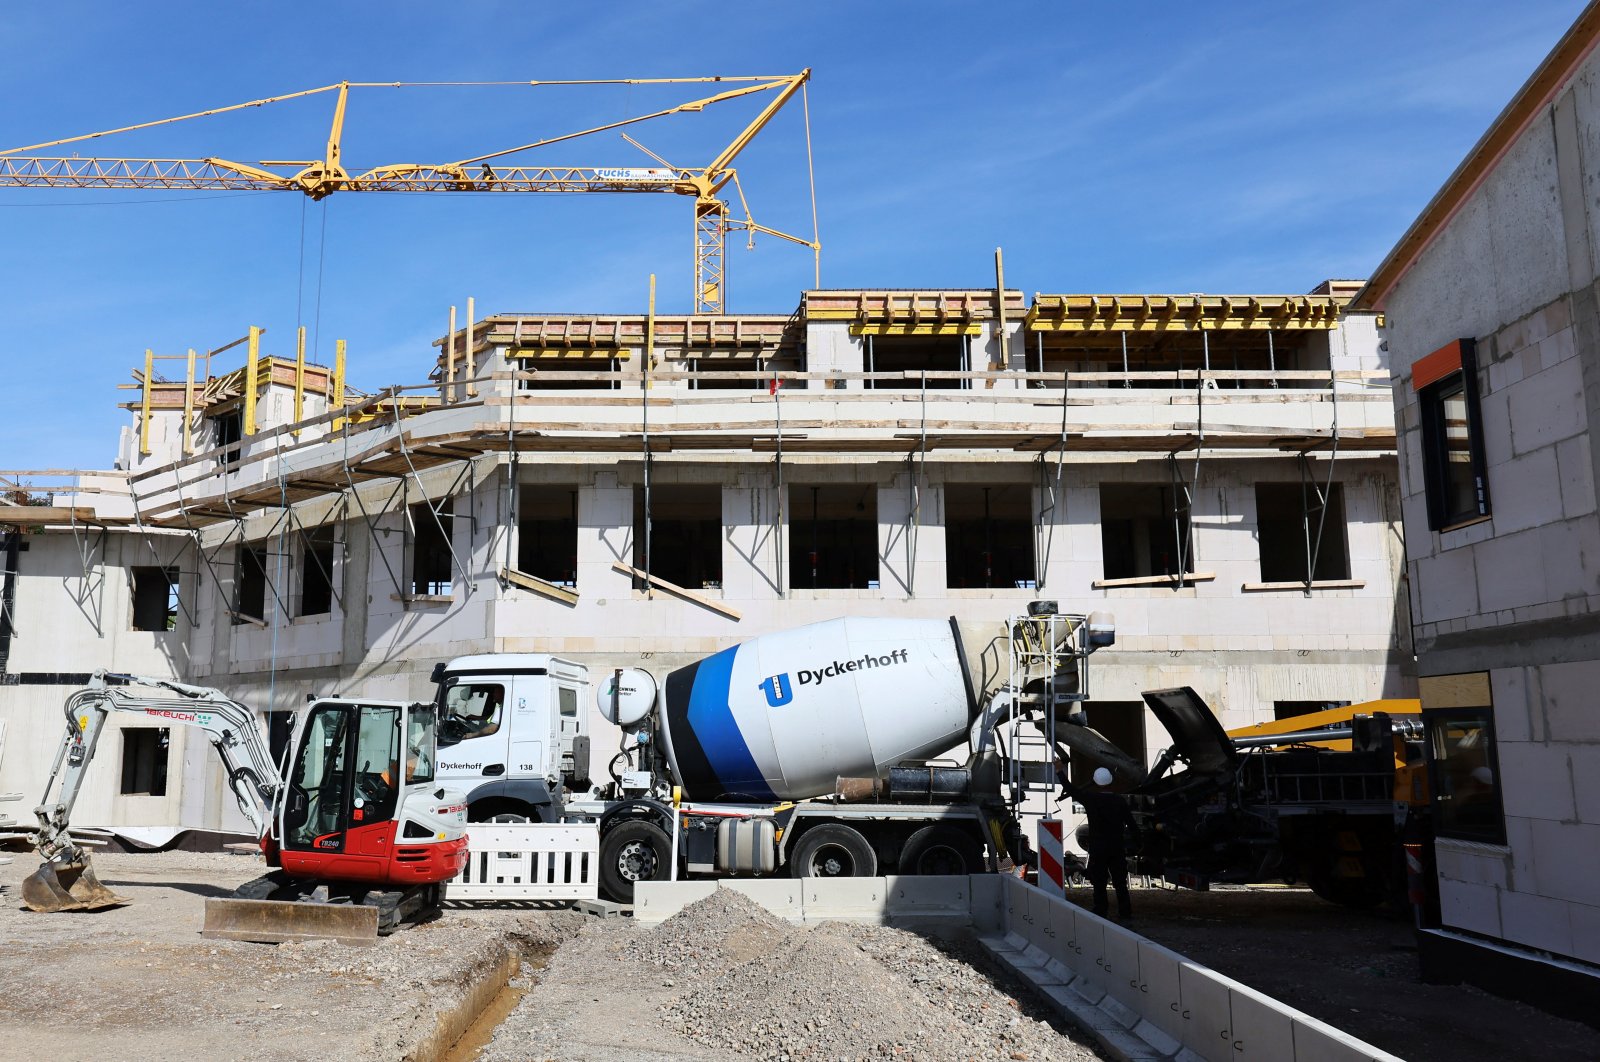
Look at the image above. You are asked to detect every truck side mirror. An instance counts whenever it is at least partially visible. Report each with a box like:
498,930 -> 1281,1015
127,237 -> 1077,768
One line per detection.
429,662 -> 446,684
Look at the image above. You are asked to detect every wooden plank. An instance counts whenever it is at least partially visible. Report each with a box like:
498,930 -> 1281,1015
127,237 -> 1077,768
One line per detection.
609,561 -> 741,621
501,567 -> 579,605
0,505 -> 100,525
1418,672 -> 1492,710
1091,572 -> 1217,589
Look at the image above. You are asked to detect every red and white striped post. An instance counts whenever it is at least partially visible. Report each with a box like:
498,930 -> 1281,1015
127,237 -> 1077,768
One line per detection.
1037,818 -> 1066,893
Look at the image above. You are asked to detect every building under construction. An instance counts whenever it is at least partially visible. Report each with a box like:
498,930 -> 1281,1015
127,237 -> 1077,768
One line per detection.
0,278 -> 1408,843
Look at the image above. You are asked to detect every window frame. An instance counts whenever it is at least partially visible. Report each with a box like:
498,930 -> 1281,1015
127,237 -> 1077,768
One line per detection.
1424,704 -> 1507,846
1417,339 -> 1491,532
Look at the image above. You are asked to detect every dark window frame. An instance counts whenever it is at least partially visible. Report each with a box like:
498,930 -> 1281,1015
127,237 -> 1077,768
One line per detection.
130,565 -> 180,632
120,726 -> 170,796
1418,339 -> 1491,531
1424,704 -> 1507,846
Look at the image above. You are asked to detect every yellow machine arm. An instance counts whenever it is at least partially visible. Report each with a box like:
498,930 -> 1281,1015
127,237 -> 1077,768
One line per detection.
0,75 -> 820,314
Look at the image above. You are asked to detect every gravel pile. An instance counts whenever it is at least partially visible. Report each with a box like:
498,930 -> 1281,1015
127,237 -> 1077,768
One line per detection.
619,887 -> 788,973
480,888 -> 1099,1062
660,914 -> 1084,1061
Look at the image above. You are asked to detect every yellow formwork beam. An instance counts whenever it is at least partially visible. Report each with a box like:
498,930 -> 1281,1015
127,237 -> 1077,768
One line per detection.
243,326 -> 262,435
1025,294 -> 1345,333
139,349 -> 154,456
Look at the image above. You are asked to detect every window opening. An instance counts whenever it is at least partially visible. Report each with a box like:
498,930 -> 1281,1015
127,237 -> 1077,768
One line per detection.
131,566 -> 179,631
410,498 -> 454,596
438,682 -> 506,748
866,335 -> 967,390
790,484 -> 879,589
1256,482 -> 1349,582
298,526 -> 336,617
1426,706 -> 1505,844
1418,340 -> 1491,530
689,353 -> 767,390
945,484 -> 1035,588
1099,484 -> 1193,580
212,410 -> 242,468
1273,700 -> 1350,721
233,543 -> 268,623
1069,702 -> 1146,787
120,727 -> 169,795
633,484 -> 721,590
518,485 -> 579,586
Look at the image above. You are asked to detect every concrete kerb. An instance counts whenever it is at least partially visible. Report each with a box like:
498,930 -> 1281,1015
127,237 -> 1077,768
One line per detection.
631,874 -> 1401,1062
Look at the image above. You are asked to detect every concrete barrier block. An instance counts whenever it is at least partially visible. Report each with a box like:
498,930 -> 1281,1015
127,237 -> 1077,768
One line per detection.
1137,938 -> 1187,1046
632,880 -> 717,925
1102,921 -> 1143,1012
884,874 -> 971,925
719,878 -> 804,923
802,876 -> 887,922
1291,1015 -> 1400,1062
1038,900 -> 1081,984
1001,871 -> 1029,947
1227,984 -> 1295,1061
1074,910 -> 1108,993
967,873 -> 1003,931
1178,962 -> 1234,1062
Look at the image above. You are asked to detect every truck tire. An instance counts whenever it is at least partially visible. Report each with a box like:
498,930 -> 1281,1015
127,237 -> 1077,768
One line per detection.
900,825 -> 983,875
599,819 -> 672,904
789,823 -> 877,878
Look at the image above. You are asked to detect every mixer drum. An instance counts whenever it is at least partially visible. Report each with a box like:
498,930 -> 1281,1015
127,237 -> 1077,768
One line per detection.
659,617 -> 975,802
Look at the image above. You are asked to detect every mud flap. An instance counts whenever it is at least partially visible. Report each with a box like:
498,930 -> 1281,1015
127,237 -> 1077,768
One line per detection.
21,855 -> 130,913
201,897 -> 380,946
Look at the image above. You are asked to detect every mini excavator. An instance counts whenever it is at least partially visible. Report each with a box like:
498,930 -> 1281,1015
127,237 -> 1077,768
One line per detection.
23,672 -> 468,941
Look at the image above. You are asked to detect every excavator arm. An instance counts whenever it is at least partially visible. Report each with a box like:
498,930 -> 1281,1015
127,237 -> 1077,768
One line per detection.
24,671 -> 284,912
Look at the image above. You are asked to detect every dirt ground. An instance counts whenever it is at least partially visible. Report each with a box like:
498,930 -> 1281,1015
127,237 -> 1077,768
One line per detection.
1077,882 -> 1600,1062
7,849 -> 1597,1062
0,849 -> 572,1062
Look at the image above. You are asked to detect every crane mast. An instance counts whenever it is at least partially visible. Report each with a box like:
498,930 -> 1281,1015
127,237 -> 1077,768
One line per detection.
0,74 -> 819,313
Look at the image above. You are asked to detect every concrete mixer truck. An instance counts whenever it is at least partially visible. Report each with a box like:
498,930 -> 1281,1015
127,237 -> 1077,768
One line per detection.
428,607 -> 1113,902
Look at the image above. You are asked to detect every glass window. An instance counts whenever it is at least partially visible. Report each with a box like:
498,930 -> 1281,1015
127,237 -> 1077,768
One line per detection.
559,686 -> 578,718
405,705 -> 437,785
438,682 -> 506,748
356,705 -> 401,822
1419,341 -> 1491,530
1426,707 -> 1505,845
288,705 -> 350,848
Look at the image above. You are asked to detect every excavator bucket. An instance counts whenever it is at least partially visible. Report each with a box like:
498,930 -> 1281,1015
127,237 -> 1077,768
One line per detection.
20,853 -> 129,913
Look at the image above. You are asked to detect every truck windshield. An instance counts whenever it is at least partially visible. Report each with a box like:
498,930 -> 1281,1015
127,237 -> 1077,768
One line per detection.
437,681 -> 506,749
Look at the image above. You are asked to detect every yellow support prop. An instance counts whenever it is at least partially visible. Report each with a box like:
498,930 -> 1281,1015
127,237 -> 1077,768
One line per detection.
139,348 -> 153,456
182,348 -> 196,455
293,326 -> 306,436
244,326 -> 261,436
332,338 -> 347,431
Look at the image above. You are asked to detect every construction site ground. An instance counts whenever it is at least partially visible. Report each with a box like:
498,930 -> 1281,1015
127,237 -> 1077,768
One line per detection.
4,850 -> 1598,1062
1083,882 -> 1600,1062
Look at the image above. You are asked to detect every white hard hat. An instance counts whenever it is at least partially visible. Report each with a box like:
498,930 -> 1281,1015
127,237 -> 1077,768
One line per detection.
1093,767 -> 1114,787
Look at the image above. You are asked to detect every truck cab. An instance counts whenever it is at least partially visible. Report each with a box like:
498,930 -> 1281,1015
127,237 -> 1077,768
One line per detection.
430,654 -> 591,823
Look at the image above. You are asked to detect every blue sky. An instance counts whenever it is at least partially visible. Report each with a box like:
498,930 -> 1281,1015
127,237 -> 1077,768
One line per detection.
0,1 -> 1585,472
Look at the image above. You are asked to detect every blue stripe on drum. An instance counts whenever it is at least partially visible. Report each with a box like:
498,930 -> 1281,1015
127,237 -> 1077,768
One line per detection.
687,645 -> 776,802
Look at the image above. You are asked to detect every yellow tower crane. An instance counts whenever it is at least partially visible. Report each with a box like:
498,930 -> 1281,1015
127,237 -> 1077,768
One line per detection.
0,74 -> 820,314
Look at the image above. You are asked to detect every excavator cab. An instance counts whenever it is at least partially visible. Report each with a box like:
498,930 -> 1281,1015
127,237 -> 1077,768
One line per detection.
273,699 -> 462,889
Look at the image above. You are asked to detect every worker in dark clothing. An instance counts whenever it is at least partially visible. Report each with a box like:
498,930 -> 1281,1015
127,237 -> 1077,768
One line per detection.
1062,766 -> 1139,920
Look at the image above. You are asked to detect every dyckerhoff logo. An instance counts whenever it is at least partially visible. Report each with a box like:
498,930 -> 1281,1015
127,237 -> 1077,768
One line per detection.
758,648 -> 910,707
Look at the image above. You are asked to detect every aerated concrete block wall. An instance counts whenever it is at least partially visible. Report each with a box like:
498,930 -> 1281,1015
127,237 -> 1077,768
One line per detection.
1382,44 -> 1600,965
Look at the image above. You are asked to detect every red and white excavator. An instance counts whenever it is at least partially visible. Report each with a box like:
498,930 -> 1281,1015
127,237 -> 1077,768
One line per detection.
23,671 -> 469,940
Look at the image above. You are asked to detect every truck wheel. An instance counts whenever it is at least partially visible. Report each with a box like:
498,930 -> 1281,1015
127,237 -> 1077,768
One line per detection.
789,824 -> 877,878
599,819 -> 672,904
900,825 -> 983,875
